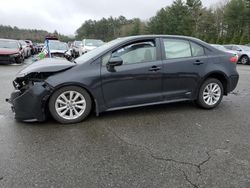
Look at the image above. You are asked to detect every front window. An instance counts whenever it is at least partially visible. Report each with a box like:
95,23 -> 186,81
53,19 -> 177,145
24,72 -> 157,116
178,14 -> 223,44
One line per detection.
0,40 -> 19,49
110,40 -> 157,65
212,45 -> 228,51
232,46 -> 240,51
239,45 -> 250,51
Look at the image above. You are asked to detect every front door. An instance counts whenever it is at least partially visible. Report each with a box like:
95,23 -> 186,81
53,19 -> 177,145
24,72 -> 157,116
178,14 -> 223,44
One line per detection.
101,39 -> 163,109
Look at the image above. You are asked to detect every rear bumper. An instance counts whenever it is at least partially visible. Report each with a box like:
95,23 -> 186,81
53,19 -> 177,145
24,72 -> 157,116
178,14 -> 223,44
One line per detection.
7,83 -> 51,122
228,75 -> 239,93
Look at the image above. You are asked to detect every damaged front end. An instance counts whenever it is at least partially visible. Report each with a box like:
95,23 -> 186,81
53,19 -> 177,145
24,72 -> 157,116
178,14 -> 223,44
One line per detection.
6,58 -> 76,122
7,72 -> 54,122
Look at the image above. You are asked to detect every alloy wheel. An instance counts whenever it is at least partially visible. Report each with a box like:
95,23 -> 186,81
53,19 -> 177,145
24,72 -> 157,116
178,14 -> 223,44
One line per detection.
203,83 -> 221,106
55,91 -> 86,120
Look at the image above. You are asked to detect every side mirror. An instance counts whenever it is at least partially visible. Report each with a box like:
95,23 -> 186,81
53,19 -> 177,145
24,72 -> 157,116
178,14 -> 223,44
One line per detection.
107,56 -> 123,67
19,46 -> 23,50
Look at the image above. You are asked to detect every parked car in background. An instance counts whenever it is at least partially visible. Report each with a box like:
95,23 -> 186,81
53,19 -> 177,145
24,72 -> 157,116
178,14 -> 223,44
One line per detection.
81,39 -> 104,54
36,40 -> 72,61
224,45 -> 250,65
7,35 -> 239,124
0,39 -> 24,64
47,40 -> 70,58
25,40 -> 35,55
71,40 -> 83,58
19,40 -> 31,58
35,43 -> 44,53
211,44 -> 237,55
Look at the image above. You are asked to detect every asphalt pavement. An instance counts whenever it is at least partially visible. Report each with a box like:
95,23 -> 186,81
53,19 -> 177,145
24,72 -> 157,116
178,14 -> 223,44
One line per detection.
0,59 -> 250,188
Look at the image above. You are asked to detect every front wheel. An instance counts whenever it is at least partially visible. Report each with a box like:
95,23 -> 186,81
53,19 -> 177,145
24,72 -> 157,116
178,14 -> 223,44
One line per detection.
196,78 -> 224,109
49,86 -> 92,124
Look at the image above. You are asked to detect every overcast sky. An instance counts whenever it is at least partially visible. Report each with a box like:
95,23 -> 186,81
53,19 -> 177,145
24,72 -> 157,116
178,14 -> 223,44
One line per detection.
0,0 -> 222,35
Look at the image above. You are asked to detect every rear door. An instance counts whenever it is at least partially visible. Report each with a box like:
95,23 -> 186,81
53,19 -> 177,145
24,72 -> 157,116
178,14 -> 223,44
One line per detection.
161,38 -> 208,100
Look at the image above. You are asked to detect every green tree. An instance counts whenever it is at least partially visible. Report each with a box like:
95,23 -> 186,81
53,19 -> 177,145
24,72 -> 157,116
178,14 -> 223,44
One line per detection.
186,0 -> 203,36
224,0 -> 247,43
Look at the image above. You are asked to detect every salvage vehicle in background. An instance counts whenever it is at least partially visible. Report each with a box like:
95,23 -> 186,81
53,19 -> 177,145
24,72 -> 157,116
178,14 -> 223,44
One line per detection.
25,40 -> 35,55
81,39 -> 104,54
7,35 -> 239,124
211,44 -> 237,56
47,40 -> 70,58
224,45 -> 250,65
19,40 -> 31,58
0,38 -> 24,64
35,43 -> 44,53
71,40 -> 83,58
35,40 -> 73,61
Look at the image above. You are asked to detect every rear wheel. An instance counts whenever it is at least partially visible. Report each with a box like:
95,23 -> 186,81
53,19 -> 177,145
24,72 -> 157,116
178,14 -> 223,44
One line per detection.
240,56 -> 249,65
49,86 -> 92,124
196,78 -> 224,109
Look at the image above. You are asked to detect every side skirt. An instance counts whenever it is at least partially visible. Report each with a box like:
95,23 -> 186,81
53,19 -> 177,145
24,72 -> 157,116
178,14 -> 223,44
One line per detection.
105,98 -> 191,113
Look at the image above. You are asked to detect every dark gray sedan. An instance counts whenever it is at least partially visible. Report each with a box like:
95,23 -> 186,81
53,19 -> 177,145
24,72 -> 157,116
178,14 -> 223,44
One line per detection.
7,35 -> 239,124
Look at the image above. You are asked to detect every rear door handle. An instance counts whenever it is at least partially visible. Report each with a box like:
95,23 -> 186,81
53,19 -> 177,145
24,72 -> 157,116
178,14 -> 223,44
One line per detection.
149,66 -> 161,72
193,60 -> 204,65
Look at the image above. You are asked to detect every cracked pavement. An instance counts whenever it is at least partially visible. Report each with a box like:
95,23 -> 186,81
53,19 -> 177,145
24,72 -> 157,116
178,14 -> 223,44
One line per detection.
0,60 -> 250,188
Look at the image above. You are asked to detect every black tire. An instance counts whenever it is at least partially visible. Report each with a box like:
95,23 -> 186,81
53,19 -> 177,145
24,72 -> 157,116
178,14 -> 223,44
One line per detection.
49,86 -> 92,124
15,56 -> 23,64
196,78 -> 224,109
240,55 -> 249,65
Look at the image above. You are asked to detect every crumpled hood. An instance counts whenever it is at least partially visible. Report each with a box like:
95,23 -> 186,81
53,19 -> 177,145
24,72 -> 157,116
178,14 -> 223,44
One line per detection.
16,58 -> 75,78
0,48 -> 19,55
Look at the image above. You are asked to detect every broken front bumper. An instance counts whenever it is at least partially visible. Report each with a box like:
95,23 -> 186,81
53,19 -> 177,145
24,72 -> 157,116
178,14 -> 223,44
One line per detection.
7,82 -> 52,122
0,55 -> 17,64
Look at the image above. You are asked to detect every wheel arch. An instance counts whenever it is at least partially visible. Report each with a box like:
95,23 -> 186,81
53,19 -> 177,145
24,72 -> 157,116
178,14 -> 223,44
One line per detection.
48,82 -> 99,116
238,54 -> 249,62
200,71 -> 229,96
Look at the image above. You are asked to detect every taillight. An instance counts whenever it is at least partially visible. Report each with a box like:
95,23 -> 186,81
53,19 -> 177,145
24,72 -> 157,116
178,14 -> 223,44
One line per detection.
230,55 -> 238,63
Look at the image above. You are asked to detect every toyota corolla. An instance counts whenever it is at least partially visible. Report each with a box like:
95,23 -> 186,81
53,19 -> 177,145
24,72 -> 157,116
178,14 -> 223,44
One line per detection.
7,35 -> 239,124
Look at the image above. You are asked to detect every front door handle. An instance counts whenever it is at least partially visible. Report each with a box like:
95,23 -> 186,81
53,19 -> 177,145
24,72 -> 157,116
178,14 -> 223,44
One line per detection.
149,66 -> 161,72
193,60 -> 204,65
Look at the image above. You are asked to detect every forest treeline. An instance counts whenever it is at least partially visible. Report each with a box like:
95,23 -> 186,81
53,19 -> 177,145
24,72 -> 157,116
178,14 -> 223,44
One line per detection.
0,0 -> 249,44
0,25 -> 71,42
76,0 -> 250,44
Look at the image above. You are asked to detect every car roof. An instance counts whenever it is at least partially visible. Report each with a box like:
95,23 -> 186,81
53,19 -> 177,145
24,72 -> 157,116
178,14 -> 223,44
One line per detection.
118,35 -> 207,44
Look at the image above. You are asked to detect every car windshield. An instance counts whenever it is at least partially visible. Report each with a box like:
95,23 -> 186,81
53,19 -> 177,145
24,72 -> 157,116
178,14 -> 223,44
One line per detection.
0,40 -> 19,49
239,45 -> 250,51
84,39 -> 104,47
212,44 -> 227,51
49,41 -> 68,51
75,38 -> 123,64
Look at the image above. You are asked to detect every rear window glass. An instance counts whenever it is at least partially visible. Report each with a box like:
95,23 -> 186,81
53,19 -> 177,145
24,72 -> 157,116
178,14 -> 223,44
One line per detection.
163,39 -> 192,59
